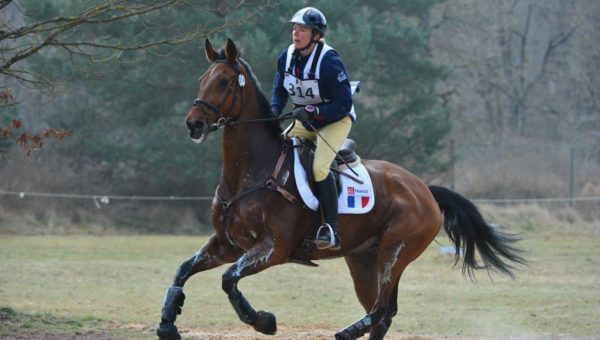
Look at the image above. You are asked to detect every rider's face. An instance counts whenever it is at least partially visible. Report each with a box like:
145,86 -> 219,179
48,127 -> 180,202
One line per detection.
292,24 -> 315,49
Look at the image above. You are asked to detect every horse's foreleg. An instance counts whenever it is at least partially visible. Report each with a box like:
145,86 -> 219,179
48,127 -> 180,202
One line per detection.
157,234 -> 241,340
221,237 -> 283,335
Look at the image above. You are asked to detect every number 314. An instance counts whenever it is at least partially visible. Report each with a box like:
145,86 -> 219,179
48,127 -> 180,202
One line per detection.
287,84 -> 315,98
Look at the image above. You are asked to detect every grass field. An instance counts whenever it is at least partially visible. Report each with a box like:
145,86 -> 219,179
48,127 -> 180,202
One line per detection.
1,230 -> 599,339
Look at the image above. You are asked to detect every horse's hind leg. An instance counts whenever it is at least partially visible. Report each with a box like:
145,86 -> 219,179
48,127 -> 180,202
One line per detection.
339,210 -> 439,340
364,223 -> 436,340
340,252 -> 403,340
157,234 -> 242,340
340,252 -> 378,338
221,236 -> 289,335
367,282 -> 399,340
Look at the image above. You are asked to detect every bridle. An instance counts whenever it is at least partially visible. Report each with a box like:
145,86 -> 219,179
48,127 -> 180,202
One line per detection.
192,59 -> 290,129
192,60 -> 244,130
193,61 -> 304,216
190,58 -> 356,176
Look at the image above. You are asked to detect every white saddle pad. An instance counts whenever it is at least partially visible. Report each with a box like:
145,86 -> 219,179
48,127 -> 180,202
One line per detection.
291,138 -> 375,214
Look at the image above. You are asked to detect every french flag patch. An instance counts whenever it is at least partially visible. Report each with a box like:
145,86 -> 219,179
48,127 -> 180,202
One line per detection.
347,186 -> 370,208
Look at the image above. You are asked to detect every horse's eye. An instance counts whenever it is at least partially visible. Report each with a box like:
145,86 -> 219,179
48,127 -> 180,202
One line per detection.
219,78 -> 229,87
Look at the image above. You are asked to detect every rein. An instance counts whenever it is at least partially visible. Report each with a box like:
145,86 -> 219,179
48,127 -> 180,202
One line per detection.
193,59 -> 293,129
211,114 -> 294,129
192,59 -> 305,214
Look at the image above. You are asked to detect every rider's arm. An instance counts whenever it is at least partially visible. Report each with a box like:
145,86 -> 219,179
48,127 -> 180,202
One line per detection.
315,52 -> 353,123
270,50 -> 289,115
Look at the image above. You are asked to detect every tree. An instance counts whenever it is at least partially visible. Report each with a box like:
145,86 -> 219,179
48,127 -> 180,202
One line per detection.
1,2 -> 452,230
1,0 -> 266,86
0,0 -> 270,158
0,87 -> 69,157
1,118 -> 70,159
430,0 -> 591,140
18,1 -> 450,195
330,1 -> 450,176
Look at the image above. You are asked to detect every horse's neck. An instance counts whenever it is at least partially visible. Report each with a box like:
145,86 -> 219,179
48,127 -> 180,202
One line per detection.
219,110 -> 282,196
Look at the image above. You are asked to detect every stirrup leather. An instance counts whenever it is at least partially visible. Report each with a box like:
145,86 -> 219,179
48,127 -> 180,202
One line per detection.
315,223 -> 340,250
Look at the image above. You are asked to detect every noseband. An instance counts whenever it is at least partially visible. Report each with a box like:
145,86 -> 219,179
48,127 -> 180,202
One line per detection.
193,60 -> 245,129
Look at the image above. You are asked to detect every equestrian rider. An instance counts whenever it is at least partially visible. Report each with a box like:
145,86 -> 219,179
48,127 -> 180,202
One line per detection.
271,7 -> 355,250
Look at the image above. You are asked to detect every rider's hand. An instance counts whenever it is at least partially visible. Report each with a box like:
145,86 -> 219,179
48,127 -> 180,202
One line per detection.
292,105 -> 318,122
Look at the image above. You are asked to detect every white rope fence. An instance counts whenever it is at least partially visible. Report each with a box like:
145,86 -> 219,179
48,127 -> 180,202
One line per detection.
0,190 -> 212,201
473,196 -> 600,204
2,189 -> 600,205
0,189 -> 213,208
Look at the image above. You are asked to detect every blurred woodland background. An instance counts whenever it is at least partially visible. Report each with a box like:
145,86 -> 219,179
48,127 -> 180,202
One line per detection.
1,0 -> 599,233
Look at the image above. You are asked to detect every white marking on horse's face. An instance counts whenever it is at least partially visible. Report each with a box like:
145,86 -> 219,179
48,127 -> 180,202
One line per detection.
192,135 -> 206,144
382,241 -> 406,284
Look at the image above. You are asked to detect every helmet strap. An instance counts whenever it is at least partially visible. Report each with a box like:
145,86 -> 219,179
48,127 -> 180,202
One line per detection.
297,31 -> 320,52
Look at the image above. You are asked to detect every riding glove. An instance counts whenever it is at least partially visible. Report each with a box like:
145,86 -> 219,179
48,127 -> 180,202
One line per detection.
292,105 -> 318,122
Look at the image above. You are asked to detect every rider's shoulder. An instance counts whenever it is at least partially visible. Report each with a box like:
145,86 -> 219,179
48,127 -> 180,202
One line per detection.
278,48 -> 289,59
320,49 -> 344,69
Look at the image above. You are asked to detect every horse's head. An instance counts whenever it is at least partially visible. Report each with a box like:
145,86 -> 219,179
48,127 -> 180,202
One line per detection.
186,38 -> 248,143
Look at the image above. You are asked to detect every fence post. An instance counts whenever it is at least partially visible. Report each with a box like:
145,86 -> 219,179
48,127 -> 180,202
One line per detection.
448,138 -> 455,190
569,147 -> 575,207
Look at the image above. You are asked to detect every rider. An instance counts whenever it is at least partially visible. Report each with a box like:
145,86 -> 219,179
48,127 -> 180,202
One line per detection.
271,7 -> 355,250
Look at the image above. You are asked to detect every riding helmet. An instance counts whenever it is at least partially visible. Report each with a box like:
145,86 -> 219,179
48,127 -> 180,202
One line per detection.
289,7 -> 327,36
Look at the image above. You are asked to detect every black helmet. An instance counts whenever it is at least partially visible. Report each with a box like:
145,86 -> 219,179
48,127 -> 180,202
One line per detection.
289,7 -> 327,36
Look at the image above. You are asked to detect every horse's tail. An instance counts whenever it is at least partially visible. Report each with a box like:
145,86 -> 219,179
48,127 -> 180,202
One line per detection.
428,185 -> 527,279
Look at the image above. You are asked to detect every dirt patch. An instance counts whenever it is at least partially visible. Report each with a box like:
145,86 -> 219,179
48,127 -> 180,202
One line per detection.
0,331 -> 116,340
118,323 -> 432,339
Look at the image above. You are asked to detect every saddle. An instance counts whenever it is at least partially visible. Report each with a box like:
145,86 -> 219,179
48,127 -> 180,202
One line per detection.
296,138 -> 359,195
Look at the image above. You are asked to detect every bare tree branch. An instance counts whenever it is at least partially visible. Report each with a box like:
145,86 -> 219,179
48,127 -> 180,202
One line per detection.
0,0 -> 11,11
1,1 -> 178,41
1,0 -> 266,81
0,119 -> 71,157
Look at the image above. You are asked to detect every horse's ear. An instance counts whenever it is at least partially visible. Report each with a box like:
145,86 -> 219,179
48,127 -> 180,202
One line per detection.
205,39 -> 218,62
224,38 -> 238,63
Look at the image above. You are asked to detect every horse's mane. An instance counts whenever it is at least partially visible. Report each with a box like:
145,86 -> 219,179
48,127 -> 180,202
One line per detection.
215,49 -> 283,138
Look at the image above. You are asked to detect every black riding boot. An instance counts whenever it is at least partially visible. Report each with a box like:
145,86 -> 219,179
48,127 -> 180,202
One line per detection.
314,173 -> 341,250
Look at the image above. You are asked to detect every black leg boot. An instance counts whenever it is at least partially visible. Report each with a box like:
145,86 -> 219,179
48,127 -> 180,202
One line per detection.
314,173 -> 341,250
156,286 -> 185,339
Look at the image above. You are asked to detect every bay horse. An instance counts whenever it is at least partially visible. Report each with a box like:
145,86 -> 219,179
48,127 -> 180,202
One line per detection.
156,39 -> 525,340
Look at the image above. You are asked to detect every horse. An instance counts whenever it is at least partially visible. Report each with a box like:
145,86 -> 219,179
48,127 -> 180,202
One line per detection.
156,38 -> 525,340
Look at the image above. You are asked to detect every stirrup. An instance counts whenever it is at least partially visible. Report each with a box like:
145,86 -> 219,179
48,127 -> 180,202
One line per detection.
315,223 -> 341,250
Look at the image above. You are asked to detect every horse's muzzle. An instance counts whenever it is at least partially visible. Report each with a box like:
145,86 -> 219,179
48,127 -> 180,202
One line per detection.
186,119 -> 208,143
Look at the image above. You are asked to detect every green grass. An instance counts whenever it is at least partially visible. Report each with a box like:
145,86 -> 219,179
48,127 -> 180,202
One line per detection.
0,233 -> 599,339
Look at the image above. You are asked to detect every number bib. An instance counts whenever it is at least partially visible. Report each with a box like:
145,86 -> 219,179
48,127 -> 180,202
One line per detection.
283,73 -> 324,106
284,42 -> 335,107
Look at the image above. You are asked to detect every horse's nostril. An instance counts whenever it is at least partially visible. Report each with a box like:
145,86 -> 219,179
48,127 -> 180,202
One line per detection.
186,119 -> 202,131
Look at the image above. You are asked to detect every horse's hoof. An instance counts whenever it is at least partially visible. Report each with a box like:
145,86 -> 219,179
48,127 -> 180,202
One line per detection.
335,330 -> 355,340
252,310 -> 277,335
156,322 -> 181,340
